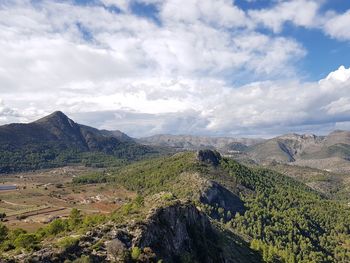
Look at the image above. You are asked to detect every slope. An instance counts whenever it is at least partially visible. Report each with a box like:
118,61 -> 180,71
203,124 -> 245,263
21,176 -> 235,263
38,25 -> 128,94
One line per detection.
74,150 -> 350,262
245,131 -> 350,172
1,151 -> 350,262
0,111 -> 157,173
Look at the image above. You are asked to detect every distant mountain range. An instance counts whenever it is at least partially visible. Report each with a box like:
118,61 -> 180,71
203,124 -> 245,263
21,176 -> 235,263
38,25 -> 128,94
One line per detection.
138,134 -> 263,151
0,111 -> 157,172
139,131 -> 350,173
246,131 -> 350,172
1,111 -> 350,173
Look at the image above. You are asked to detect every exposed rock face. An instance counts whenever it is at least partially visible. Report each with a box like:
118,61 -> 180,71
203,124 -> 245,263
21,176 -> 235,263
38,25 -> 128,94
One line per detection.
200,181 -> 245,220
197,149 -> 222,166
134,202 -> 225,263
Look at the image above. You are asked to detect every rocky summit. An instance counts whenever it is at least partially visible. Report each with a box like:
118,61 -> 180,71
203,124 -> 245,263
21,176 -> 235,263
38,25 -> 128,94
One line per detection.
196,149 -> 222,166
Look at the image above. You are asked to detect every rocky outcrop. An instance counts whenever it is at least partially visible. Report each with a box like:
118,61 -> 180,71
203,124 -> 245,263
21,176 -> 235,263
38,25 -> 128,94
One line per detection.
133,202 -> 225,263
10,202 -> 227,263
197,149 -> 222,166
200,181 -> 245,220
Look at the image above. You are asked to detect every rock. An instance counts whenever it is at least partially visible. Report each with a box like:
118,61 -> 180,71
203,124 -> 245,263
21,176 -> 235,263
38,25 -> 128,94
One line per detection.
200,181 -> 245,220
6,201 -> 257,263
133,201 -> 225,263
196,149 -> 221,166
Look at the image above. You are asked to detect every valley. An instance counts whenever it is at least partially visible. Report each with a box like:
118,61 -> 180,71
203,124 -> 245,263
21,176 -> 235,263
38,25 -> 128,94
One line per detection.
0,166 -> 135,232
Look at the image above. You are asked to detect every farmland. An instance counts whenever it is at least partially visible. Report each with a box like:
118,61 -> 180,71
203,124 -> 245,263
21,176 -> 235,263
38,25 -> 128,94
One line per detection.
0,166 -> 135,232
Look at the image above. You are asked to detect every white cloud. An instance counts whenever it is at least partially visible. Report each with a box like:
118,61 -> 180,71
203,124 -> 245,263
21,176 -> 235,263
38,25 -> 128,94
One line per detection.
0,0 -> 349,137
325,65 -> 350,82
160,0 -> 249,28
249,0 -> 320,33
323,10 -> 350,41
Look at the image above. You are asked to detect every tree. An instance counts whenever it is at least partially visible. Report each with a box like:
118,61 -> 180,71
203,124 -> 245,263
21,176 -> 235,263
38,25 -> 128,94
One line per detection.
47,219 -> 67,235
69,208 -> 82,229
14,233 -> 39,251
0,223 -> 8,242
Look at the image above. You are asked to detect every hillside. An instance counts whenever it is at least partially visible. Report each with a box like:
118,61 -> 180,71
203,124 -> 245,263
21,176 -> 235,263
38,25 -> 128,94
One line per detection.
245,131 -> 350,172
0,111 -> 158,173
2,150 -> 349,262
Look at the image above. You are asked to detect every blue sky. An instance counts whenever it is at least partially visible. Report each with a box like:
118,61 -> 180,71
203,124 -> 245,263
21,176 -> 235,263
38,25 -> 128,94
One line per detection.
134,0 -> 350,82
0,0 -> 350,137
72,0 -> 350,81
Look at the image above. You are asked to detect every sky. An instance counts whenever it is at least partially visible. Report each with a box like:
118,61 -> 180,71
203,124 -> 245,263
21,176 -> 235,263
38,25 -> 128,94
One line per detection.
0,0 -> 350,137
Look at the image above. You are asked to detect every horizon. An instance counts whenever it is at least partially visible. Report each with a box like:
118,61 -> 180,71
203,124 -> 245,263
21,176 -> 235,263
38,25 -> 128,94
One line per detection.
1,0 -> 350,137
1,109 -> 348,140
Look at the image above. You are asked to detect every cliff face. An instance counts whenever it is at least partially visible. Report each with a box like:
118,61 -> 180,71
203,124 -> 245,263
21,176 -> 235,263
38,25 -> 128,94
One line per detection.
200,181 -> 245,220
133,202 -> 225,263
196,149 -> 222,166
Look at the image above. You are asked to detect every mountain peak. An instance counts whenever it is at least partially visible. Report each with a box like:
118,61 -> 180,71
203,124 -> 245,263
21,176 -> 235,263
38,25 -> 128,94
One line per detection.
34,111 -> 73,125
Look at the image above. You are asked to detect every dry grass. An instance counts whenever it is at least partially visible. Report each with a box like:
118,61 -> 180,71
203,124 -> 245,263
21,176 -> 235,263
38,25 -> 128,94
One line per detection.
0,166 -> 135,232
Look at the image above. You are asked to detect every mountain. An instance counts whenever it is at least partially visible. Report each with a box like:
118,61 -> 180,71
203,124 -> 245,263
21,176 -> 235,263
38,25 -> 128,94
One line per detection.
0,111 -> 156,173
245,131 -> 350,172
138,134 -> 263,151
2,150 -> 349,262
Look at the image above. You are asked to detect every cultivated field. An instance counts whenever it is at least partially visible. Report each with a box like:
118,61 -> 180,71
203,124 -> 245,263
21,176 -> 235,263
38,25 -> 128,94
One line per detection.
0,166 -> 135,232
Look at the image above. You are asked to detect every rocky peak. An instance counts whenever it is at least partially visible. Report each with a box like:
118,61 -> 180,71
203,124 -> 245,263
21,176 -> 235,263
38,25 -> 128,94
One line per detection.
133,201 -> 225,263
196,149 -> 221,166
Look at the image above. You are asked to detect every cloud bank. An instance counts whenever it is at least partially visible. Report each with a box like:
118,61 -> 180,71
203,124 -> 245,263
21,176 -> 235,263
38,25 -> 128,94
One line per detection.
0,0 -> 349,137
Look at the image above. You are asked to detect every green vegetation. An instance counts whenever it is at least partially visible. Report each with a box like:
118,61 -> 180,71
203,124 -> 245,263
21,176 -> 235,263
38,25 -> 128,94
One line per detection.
0,208 -> 107,254
74,152 -> 205,201
131,246 -> 142,260
2,151 -> 350,263
221,158 -> 350,263
0,145 -> 137,173
58,236 -> 80,250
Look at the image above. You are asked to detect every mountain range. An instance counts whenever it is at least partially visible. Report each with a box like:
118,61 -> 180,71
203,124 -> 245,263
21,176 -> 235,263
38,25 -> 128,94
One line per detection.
140,131 -> 350,173
245,131 -> 350,172
0,111 -> 157,173
139,134 -> 263,151
1,111 -> 350,173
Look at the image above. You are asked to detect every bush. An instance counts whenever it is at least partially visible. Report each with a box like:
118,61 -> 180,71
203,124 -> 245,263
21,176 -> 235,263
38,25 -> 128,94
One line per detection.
46,219 -> 67,235
106,239 -> 129,262
58,236 -> 79,251
14,233 -> 39,251
72,255 -> 92,263
131,246 -> 141,260
69,208 -> 82,229
0,223 -> 8,242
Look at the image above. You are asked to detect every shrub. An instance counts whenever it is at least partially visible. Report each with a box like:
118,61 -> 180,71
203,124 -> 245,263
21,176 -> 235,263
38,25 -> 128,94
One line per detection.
131,246 -> 142,260
0,223 -> 8,242
69,208 -> 82,229
46,219 -> 67,235
106,239 -> 128,262
14,233 -> 39,251
58,236 -> 79,251
73,255 -> 92,263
